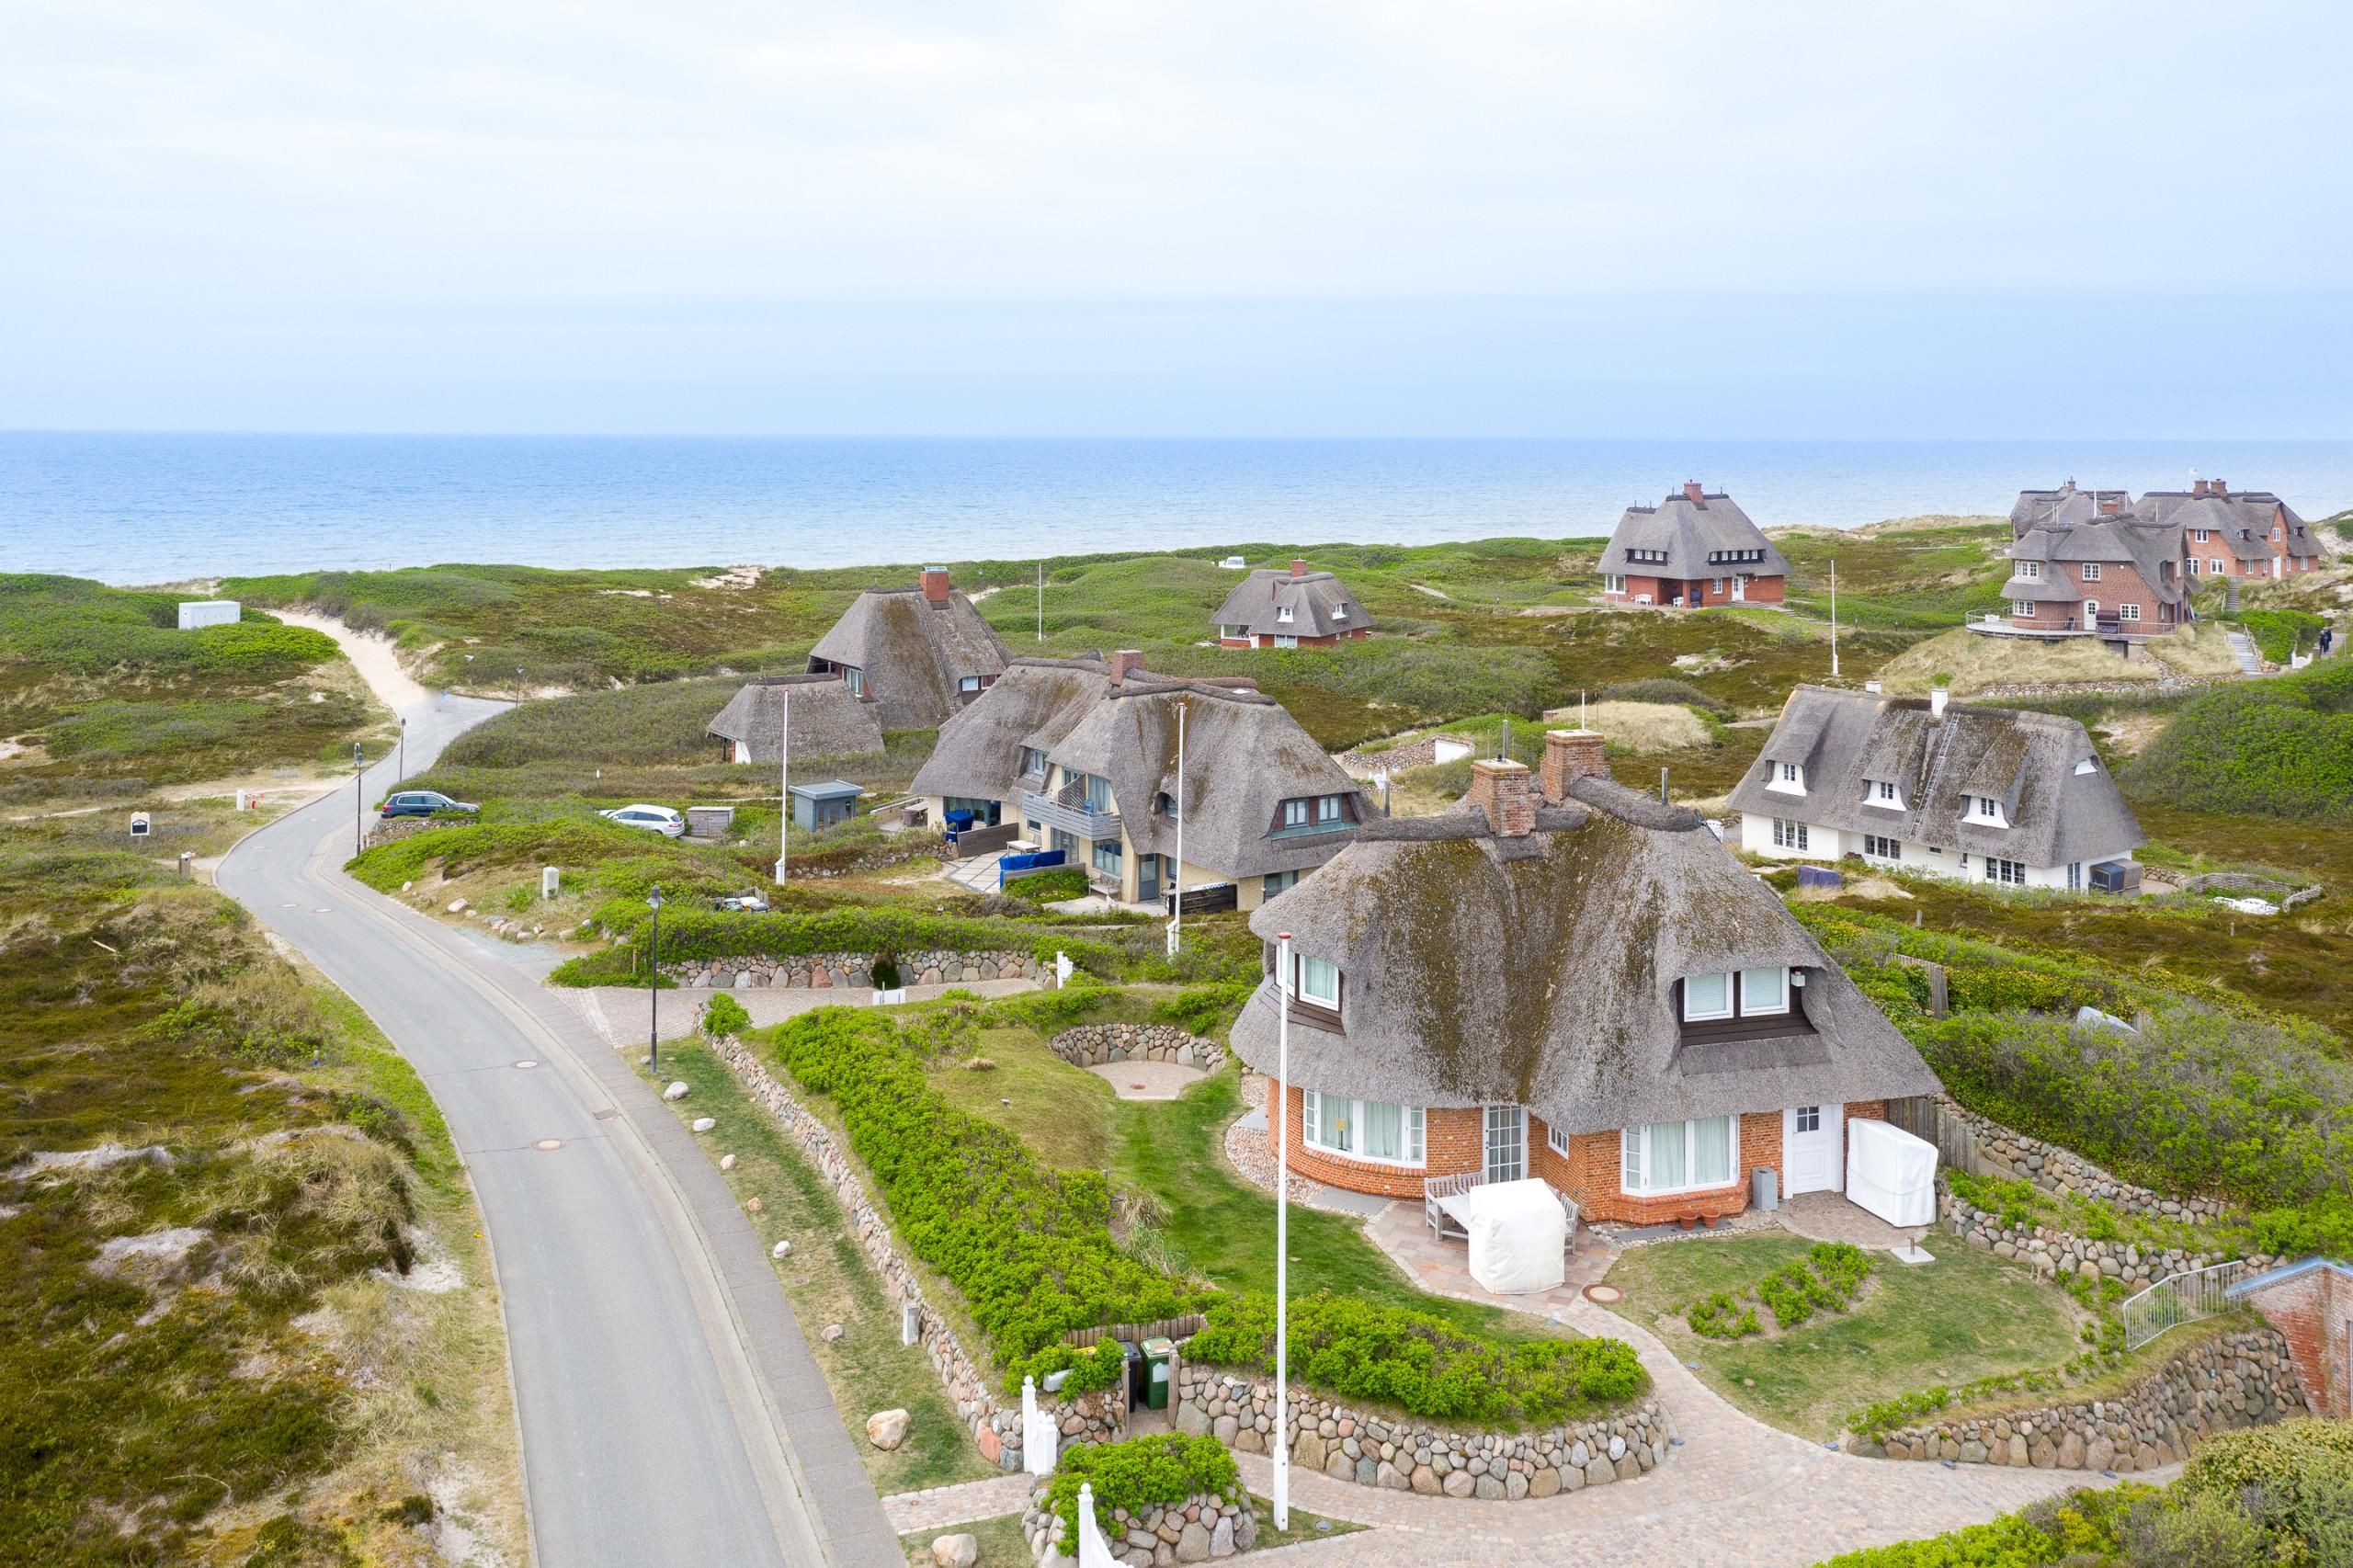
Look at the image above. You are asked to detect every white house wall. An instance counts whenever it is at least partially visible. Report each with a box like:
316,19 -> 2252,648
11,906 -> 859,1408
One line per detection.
1738,812 -> 2132,891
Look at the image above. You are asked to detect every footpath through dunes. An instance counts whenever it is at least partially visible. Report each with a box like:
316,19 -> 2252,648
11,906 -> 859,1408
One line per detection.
215,636 -> 899,1568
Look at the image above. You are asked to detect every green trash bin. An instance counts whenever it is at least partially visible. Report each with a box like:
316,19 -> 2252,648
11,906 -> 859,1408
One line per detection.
1142,1336 -> 1176,1411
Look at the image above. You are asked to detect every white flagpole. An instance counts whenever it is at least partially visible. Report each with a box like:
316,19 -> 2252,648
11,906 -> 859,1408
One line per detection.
1169,700 -> 1187,955
1037,562 -> 1044,642
1829,559 -> 1840,677
1273,930 -> 1291,1531
774,689 -> 790,885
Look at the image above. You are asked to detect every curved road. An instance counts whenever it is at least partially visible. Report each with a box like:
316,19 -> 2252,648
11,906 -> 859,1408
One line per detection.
221,688 -> 897,1568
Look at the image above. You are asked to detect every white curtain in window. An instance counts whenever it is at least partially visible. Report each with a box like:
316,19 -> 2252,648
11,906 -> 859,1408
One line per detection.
1684,972 -> 1731,1018
1740,967 -> 1787,1014
1301,957 -> 1339,1006
1648,1119 -> 1686,1188
1363,1101 -> 1404,1161
1325,1096 -> 1353,1153
1693,1117 -> 1733,1186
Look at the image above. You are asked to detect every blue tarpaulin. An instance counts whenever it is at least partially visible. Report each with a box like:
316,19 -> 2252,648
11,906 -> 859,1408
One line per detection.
999,849 -> 1067,890
1795,865 -> 1843,890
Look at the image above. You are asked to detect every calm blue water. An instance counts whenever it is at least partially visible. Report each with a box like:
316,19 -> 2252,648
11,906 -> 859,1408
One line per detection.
6,434 -> 2351,584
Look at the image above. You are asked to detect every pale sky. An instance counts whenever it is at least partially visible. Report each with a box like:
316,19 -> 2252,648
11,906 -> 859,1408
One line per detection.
4,2 -> 2349,435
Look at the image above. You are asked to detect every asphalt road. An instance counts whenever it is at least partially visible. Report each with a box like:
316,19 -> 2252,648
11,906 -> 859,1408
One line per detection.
219,692 -> 893,1568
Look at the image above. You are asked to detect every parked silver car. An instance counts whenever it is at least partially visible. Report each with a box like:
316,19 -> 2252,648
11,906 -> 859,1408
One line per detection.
598,803 -> 686,838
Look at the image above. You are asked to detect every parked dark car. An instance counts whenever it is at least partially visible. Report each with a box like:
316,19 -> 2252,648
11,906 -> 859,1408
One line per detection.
379,790 -> 479,820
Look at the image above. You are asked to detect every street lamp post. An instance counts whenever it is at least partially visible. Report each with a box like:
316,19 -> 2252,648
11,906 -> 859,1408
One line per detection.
353,741 -> 365,857
647,886 -> 664,1074
1273,930 -> 1292,1530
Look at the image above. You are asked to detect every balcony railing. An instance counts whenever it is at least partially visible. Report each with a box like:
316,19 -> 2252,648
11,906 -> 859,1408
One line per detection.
1021,789 -> 1120,842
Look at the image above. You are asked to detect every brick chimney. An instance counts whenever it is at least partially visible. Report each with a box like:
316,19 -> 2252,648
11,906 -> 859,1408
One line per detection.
2192,479 -> 2209,497
1465,758 -> 1535,837
1682,481 -> 1707,505
921,566 -> 951,603
2098,495 -> 2120,516
1290,559 -> 1307,578
2211,478 -> 2228,496
1540,729 -> 1608,803
1107,649 -> 1144,687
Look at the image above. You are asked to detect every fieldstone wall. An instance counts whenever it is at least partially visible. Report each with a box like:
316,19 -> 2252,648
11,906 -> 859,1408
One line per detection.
1939,1096 -> 2228,1222
660,949 -> 1037,991
1173,1363 -> 1670,1500
1049,1024 -> 1226,1075
2178,871 -> 2323,912
704,1030 -> 1118,1471
1940,1187 -> 2279,1289
1862,1328 -> 2305,1471
1023,1484 -> 1256,1566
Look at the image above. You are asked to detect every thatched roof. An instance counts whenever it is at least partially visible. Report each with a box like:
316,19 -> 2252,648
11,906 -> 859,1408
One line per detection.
1600,489 -> 1790,579
707,674 -> 884,761
2135,490 -> 2325,563
1227,776 -> 1937,1133
1211,567 -> 1370,639
1050,678 -> 1371,879
909,655 -> 1116,803
2009,483 -> 2131,539
2005,517 -> 2188,608
1728,686 -> 2144,869
808,581 -> 1010,731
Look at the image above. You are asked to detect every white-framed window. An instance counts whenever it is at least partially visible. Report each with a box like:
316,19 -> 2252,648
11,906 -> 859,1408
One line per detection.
1866,778 -> 1901,808
959,675 -> 982,693
2118,603 -> 2141,621
2210,558 -> 2225,574
1767,761 -> 1804,795
1303,1090 -> 1424,1166
1546,1122 -> 1572,1156
2080,562 -> 2101,581
1739,966 -> 1789,1015
1863,834 -> 1902,860
1771,817 -> 1807,850
1298,956 -> 1340,1008
2017,561 -> 2040,579
1274,635 -> 1298,649
1621,1117 -> 1737,1195
2187,557 -> 2200,574
1333,603 -> 1348,621
1275,605 -> 1294,623
1020,746 -> 1048,778
2085,599 -> 2101,617
2013,599 -> 2037,618
1157,790 -> 1178,819
845,666 -> 867,696
1976,795 -> 1998,819
1603,573 -> 1627,595
1681,971 -> 1733,1020
2193,528 -> 2211,543
1984,858 -> 2027,886
1793,1104 -> 1821,1134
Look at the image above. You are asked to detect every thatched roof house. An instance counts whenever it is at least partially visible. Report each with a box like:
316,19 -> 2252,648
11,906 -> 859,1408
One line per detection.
707,673 -> 885,763
1729,686 -> 2143,886
1598,483 -> 1790,608
1228,733 -> 1937,1221
910,650 -> 1368,909
1212,561 -> 1371,647
806,567 -> 1010,731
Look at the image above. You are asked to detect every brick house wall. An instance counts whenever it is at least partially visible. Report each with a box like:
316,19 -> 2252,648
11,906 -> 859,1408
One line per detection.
1220,629 -> 1371,649
1604,574 -> 1786,608
2007,562 -> 2173,633
2238,1266 -> 2352,1420
1263,1080 -> 1481,1199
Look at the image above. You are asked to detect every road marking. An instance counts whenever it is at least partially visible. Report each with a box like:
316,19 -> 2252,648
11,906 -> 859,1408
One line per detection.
532,1138 -> 564,1151
514,1059 -> 540,1069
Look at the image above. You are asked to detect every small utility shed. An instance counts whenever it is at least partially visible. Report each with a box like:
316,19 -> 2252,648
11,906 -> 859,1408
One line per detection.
789,780 -> 864,831
176,599 -> 241,631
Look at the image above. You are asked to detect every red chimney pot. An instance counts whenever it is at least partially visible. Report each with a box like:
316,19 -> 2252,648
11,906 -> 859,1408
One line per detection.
1682,481 -> 1706,505
920,566 -> 951,603
1107,649 -> 1144,687
1290,559 -> 1307,578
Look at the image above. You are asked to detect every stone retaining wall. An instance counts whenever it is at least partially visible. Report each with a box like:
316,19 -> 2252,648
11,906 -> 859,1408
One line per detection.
705,1030 -> 1116,1470
2179,870 -> 2323,912
1939,1096 -> 2228,1223
1049,1024 -> 1227,1075
1024,1485 -> 1256,1566
661,949 -> 1037,991
1862,1328 -> 2305,1471
1172,1363 -> 1670,1501
1940,1187 -> 2278,1290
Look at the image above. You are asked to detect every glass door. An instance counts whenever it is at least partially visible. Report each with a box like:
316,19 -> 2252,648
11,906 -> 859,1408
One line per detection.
1484,1106 -> 1526,1183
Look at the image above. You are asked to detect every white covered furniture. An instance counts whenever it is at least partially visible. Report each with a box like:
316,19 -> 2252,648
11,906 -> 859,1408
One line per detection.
1423,1176 -> 1574,1295
1845,1117 -> 1937,1228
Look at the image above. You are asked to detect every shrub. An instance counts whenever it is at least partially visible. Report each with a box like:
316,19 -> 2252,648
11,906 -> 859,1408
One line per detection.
1006,865 -> 1090,902
1183,1291 -> 1645,1427
2125,656 -> 2353,819
1597,677 -> 1730,716
1045,1434 -> 1240,1541
563,900 -> 1125,978
2177,1420 -> 2353,1542
701,994 -> 751,1040
1947,1171 -> 2038,1229
1685,1290 -> 1760,1340
981,981 -> 1111,1032
1151,979 -> 1252,1036
2229,607 -> 2328,665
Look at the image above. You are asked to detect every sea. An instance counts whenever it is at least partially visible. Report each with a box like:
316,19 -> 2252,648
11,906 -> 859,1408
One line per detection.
6,433 -> 2353,585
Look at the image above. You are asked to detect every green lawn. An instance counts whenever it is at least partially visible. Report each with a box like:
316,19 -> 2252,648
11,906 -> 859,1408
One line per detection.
1600,1233 -> 2084,1441
1110,1069 -> 1557,1344
901,1513 -> 1030,1567
928,1026 -> 1119,1172
638,1040 -> 998,1494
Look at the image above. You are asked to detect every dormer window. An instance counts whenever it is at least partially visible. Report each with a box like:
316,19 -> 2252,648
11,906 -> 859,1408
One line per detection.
2017,561 -> 2040,579
1332,603 -> 1347,621
1766,761 -> 1805,796
1975,796 -> 1998,819
1276,605 -> 1295,623
844,666 -> 867,697
1020,746 -> 1048,778
1681,967 -> 1792,1022
1156,790 -> 1179,820
2074,757 -> 2098,777
1298,956 -> 1340,1008
1864,778 -> 1902,810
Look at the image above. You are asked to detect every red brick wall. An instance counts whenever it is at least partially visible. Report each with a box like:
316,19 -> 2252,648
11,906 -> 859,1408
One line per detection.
1604,574 -> 1784,608
1529,1112 -> 1780,1226
2243,1267 -> 2352,1420
1224,629 -> 1370,649
1261,1080 -> 1480,1199
2007,562 -> 2170,632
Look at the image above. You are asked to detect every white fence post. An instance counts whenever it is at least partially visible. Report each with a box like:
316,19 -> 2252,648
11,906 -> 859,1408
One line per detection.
1022,1376 -> 1057,1478
1077,1481 -> 1116,1568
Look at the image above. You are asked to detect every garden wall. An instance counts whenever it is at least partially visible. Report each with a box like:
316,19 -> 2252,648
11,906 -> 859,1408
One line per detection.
663,949 -> 1038,991
704,1030 -> 1117,1470
1172,1363 -> 1670,1500
1023,1485 -> 1256,1566
1862,1328 -> 2304,1471
1940,1187 -> 2278,1290
1938,1094 -> 2230,1223
1048,1023 -> 1226,1074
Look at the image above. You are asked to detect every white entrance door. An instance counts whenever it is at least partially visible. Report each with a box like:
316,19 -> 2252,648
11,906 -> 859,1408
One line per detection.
1783,1104 -> 1844,1195
1732,575 -> 1746,602
1484,1106 -> 1527,1184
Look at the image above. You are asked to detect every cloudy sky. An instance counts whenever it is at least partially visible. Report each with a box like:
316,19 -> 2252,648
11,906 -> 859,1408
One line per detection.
4,2 -> 2347,435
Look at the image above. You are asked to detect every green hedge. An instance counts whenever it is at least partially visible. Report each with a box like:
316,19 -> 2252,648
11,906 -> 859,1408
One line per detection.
2229,607 -> 2327,665
1045,1434 -> 1240,1541
767,1008 -> 1206,1381
1182,1291 -> 1645,1428
548,901 -> 1127,986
